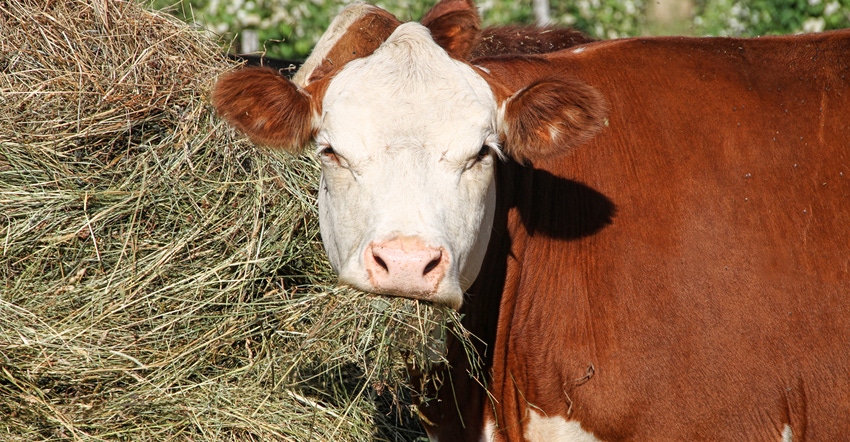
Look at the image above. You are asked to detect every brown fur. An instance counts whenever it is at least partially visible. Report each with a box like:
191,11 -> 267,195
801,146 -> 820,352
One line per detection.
211,67 -> 314,150
419,29 -> 850,441
471,25 -> 595,59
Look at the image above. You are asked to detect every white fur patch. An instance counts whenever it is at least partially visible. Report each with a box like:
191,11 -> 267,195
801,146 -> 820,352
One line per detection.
524,410 -> 602,442
782,424 -> 792,442
480,415 -> 497,442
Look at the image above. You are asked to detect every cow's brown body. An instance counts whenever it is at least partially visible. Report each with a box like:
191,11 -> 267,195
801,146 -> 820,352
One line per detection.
421,31 -> 850,440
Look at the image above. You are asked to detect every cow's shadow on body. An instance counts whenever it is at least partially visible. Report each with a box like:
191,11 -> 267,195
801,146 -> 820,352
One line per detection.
507,164 -> 616,241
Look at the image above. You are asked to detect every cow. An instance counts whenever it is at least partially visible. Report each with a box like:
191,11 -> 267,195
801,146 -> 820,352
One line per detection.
211,2 -> 850,441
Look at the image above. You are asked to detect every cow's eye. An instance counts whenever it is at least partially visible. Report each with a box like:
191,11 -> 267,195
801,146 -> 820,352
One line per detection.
464,144 -> 494,171
477,145 -> 491,161
317,144 -> 353,169
318,145 -> 339,163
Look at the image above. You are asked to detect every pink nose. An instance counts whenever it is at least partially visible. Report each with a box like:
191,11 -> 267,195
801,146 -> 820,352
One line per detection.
365,236 -> 447,296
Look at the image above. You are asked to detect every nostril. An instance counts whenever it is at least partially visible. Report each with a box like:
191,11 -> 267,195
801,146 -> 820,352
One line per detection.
372,253 -> 389,272
423,255 -> 442,276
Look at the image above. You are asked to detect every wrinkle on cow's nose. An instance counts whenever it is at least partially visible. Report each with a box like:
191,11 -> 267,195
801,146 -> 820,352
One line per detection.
364,236 -> 447,297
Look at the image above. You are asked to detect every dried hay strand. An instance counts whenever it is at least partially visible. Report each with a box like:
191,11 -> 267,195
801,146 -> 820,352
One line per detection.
0,0 -> 480,440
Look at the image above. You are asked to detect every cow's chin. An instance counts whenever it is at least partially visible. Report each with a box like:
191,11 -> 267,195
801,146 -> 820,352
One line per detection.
338,274 -> 464,310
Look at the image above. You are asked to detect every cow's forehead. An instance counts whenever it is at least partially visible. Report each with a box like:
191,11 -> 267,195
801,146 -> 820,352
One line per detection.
319,23 -> 497,153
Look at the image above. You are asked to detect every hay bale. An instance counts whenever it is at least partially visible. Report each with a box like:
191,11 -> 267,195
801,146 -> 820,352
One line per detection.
0,1 -> 478,440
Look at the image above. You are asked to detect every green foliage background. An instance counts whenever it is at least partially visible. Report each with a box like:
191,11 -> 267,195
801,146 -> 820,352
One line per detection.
694,0 -> 850,35
149,0 -> 850,60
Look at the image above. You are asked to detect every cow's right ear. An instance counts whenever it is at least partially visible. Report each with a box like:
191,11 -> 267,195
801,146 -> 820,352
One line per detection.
212,67 -> 315,151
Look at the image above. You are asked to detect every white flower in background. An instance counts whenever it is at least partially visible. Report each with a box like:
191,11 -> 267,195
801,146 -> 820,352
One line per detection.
236,9 -> 262,27
825,1 -> 841,16
802,17 -> 826,33
578,0 -> 591,17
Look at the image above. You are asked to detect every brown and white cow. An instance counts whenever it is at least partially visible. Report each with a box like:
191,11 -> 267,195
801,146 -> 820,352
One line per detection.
212,2 -> 850,441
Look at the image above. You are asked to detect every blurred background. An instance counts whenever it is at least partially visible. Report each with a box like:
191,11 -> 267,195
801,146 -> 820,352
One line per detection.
150,0 -> 850,59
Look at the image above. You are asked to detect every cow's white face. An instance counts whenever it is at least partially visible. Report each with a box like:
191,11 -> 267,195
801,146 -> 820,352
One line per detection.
315,24 -> 500,309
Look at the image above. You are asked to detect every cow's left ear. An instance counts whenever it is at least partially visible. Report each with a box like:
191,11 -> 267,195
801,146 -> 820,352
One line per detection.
421,0 -> 480,59
498,77 -> 608,163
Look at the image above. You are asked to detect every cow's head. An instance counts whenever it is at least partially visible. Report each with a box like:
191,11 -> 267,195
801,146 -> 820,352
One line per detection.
212,3 -> 607,309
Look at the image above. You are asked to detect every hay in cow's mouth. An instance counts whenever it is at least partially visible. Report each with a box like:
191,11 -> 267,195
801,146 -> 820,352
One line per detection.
0,0 -> 479,439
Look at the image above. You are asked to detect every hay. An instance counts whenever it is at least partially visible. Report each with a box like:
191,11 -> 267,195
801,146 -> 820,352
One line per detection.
0,1 -> 480,440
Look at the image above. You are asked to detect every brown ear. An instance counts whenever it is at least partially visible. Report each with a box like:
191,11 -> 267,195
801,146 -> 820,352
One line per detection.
421,0 -> 480,59
212,67 -> 314,151
500,78 -> 608,163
